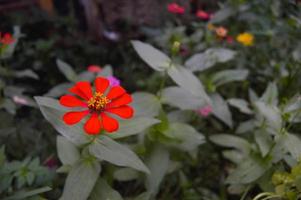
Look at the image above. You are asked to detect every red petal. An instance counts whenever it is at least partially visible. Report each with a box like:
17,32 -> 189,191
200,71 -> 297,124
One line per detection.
101,113 -> 119,133
63,110 -> 89,125
107,86 -> 126,100
84,113 -> 102,135
59,95 -> 87,107
95,77 -> 109,94
106,93 -> 132,108
69,82 -> 93,100
106,105 -> 134,119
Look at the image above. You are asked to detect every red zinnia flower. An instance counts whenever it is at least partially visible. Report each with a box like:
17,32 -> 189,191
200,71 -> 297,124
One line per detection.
87,65 -> 102,73
0,32 -> 15,45
196,10 -> 211,20
167,3 -> 185,14
59,77 -> 134,135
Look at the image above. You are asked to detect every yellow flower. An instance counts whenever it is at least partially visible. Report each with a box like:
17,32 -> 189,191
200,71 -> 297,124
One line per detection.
236,32 -> 254,46
207,23 -> 216,31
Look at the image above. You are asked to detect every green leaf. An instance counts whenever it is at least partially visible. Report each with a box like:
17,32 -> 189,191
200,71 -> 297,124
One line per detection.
108,117 -> 161,139
284,133 -> 301,161
162,123 -> 205,151
98,65 -> 113,77
161,87 -> 206,110
210,134 -> 250,155
167,110 -> 194,123
167,65 -> 210,103
132,92 -> 161,117
14,69 -> 39,80
113,168 -> 140,181
226,157 -> 268,184
212,69 -> 248,87
90,178 -> 123,200
35,96 -> 90,145
56,59 -> 78,82
254,101 -> 282,131
57,136 -> 80,165
3,186 -> 52,200
211,93 -> 233,128
60,160 -> 101,200
145,145 -> 169,195
228,98 -> 253,114
76,71 -> 95,82
89,136 -> 150,173
185,48 -> 236,72
260,82 -> 278,106
44,83 -> 73,97
209,6 -> 234,23
131,40 -> 171,71
254,130 -> 273,157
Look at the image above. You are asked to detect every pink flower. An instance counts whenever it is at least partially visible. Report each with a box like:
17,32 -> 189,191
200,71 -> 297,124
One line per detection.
13,96 -> 29,106
197,105 -> 212,117
196,10 -> 211,20
107,75 -> 120,87
167,3 -> 185,14
226,36 -> 234,44
87,65 -> 102,73
43,155 -> 58,169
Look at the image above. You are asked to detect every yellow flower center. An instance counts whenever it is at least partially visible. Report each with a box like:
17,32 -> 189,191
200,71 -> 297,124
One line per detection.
88,92 -> 110,111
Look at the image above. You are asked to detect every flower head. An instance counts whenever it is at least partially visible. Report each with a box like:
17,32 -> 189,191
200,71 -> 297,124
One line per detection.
215,26 -> 228,38
236,32 -> 254,46
196,10 -> 211,20
197,105 -> 212,117
0,32 -> 14,45
167,3 -> 185,14
107,75 -> 120,87
59,77 -> 134,135
87,65 -> 102,73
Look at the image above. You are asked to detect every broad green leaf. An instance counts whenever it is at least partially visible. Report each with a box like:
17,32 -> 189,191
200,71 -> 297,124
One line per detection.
60,160 -> 101,200
113,168 -> 140,181
254,130 -> 273,157
145,145 -> 169,195
3,186 -> 52,200
284,133 -> 301,161
223,150 -> 243,164
163,123 -> 205,151
161,87 -> 206,110
226,157 -> 268,184
210,134 -> 250,155
14,69 -> 39,80
211,93 -> 233,128
35,96 -> 90,145
57,136 -> 80,165
108,117 -> 160,139
185,48 -> 236,72
132,192 -> 151,200
228,98 -> 253,114
132,92 -> 161,117
254,101 -> 282,131
89,136 -> 150,173
90,178 -> 123,200
76,71 -> 95,82
236,120 -> 256,134
98,65 -> 113,77
212,69 -> 248,87
131,40 -> 171,71
167,110 -> 194,123
209,7 -> 234,23
44,83 -> 73,97
167,65 -> 210,103
260,82 -> 278,106
56,59 -> 78,82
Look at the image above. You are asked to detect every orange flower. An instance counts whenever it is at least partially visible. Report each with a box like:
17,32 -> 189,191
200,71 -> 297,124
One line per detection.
167,3 -> 185,14
59,77 -> 134,135
215,26 -> 228,38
